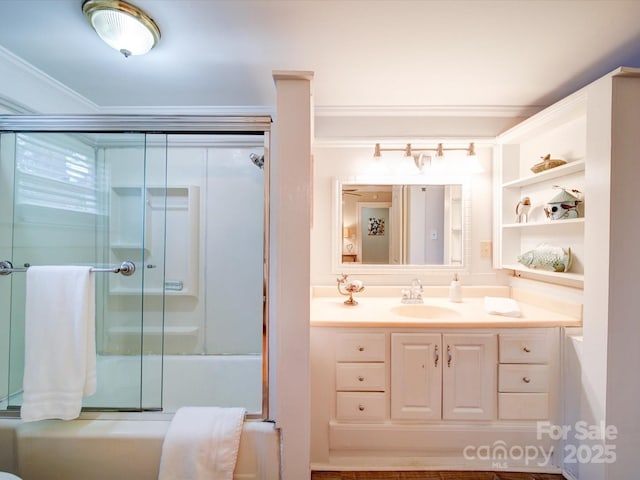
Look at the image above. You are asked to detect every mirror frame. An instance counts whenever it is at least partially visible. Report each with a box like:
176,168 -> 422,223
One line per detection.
331,176 -> 472,275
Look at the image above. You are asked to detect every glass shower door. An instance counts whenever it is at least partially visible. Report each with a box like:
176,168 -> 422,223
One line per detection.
0,116 -> 271,417
1,131 -> 167,411
0,132 -> 15,410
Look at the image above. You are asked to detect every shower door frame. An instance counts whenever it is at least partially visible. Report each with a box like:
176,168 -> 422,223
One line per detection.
0,115 -> 272,419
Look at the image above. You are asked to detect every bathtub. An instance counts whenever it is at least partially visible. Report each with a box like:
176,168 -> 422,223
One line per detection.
0,353 -> 275,479
0,417 -> 280,480
84,353 -> 263,414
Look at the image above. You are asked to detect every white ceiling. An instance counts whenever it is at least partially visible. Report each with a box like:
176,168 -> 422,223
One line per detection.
1,0 -> 640,113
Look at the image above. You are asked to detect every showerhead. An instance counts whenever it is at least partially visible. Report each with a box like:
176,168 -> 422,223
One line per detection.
250,153 -> 264,169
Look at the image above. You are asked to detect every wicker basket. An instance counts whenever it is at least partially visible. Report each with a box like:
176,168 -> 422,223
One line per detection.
530,154 -> 566,173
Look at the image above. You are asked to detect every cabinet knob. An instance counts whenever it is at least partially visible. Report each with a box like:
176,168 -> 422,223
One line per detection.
358,404 -> 365,411
447,345 -> 452,367
522,376 -> 531,383
523,346 -> 531,353
357,346 -> 364,352
357,376 -> 364,382
434,344 -> 439,367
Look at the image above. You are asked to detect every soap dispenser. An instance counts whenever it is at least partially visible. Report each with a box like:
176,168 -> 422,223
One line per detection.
449,274 -> 462,303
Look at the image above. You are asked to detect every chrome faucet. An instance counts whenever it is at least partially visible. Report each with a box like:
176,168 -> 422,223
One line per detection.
401,278 -> 424,304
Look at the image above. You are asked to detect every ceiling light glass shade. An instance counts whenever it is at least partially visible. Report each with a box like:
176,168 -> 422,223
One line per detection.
82,0 -> 161,57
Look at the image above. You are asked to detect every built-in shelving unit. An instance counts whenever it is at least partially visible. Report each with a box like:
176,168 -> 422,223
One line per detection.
496,91 -> 587,287
109,185 -> 200,295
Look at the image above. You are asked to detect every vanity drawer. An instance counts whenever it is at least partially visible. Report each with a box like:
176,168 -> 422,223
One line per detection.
499,364 -> 549,392
336,363 -> 386,391
336,333 -> 386,362
499,393 -> 549,420
336,392 -> 386,421
499,333 -> 549,363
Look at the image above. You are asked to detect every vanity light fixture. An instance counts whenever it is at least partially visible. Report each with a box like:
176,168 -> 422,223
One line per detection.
82,0 -> 161,57
373,142 -> 482,173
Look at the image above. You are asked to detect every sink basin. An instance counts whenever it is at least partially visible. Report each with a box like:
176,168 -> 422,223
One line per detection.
391,304 -> 462,320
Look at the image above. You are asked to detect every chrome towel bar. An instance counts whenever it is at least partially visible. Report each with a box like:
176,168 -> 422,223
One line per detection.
0,260 -> 136,277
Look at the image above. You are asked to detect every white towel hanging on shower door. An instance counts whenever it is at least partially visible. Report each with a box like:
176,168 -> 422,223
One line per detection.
21,266 -> 96,422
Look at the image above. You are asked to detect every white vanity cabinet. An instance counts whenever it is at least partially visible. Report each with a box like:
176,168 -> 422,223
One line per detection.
391,333 -> 497,421
310,324 -> 562,470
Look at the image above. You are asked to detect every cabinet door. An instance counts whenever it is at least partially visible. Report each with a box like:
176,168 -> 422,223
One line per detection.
391,333 -> 441,420
442,333 -> 497,420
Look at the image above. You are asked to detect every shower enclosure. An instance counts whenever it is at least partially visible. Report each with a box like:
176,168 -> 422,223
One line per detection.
0,116 -> 270,416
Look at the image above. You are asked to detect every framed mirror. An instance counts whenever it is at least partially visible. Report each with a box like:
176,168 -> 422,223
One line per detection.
332,177 -> 470,273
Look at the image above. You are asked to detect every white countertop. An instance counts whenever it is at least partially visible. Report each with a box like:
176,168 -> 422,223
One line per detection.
310,286 -> 582,329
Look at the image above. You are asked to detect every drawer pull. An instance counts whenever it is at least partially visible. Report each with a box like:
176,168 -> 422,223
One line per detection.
523,346 -> 531,353
522,377 -> 531,383
358,404 -> 365,411
357,376 -> 364,382
447,345 -> 452,367
357,346 -> 365,352
434,344 -> 439,367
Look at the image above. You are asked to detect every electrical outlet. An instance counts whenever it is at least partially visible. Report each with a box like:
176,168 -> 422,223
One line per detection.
480,241 -> 492,258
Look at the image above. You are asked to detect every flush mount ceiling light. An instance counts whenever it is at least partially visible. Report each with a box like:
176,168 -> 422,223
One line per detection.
82,0 -> 161,57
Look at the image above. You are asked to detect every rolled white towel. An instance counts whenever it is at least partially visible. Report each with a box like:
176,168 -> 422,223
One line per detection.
484,296 -> 522,317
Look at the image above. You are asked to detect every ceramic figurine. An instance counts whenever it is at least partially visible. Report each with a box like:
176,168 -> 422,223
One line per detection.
517,243 -> 572,272
544,186 -> 582,220
515,197 -> 531,223
337,273 -> 365,305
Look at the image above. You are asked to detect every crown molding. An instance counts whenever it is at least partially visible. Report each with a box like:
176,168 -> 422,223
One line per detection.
0,45 -> 99,113
314,105 -> 544,118
0,94 -> 37,114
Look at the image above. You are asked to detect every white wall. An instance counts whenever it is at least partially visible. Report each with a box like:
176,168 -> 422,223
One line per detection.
311,143 -> 504,287
602,74 -> 640,480
271,72 -> 313,480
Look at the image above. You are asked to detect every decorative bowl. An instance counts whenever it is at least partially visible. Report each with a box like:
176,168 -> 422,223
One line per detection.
531,154 -> 566,173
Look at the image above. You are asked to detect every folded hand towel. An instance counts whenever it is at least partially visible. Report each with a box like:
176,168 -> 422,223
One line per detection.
21,266 -> 96,422
159,406 -> 246,480
484,296 -> 522,317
